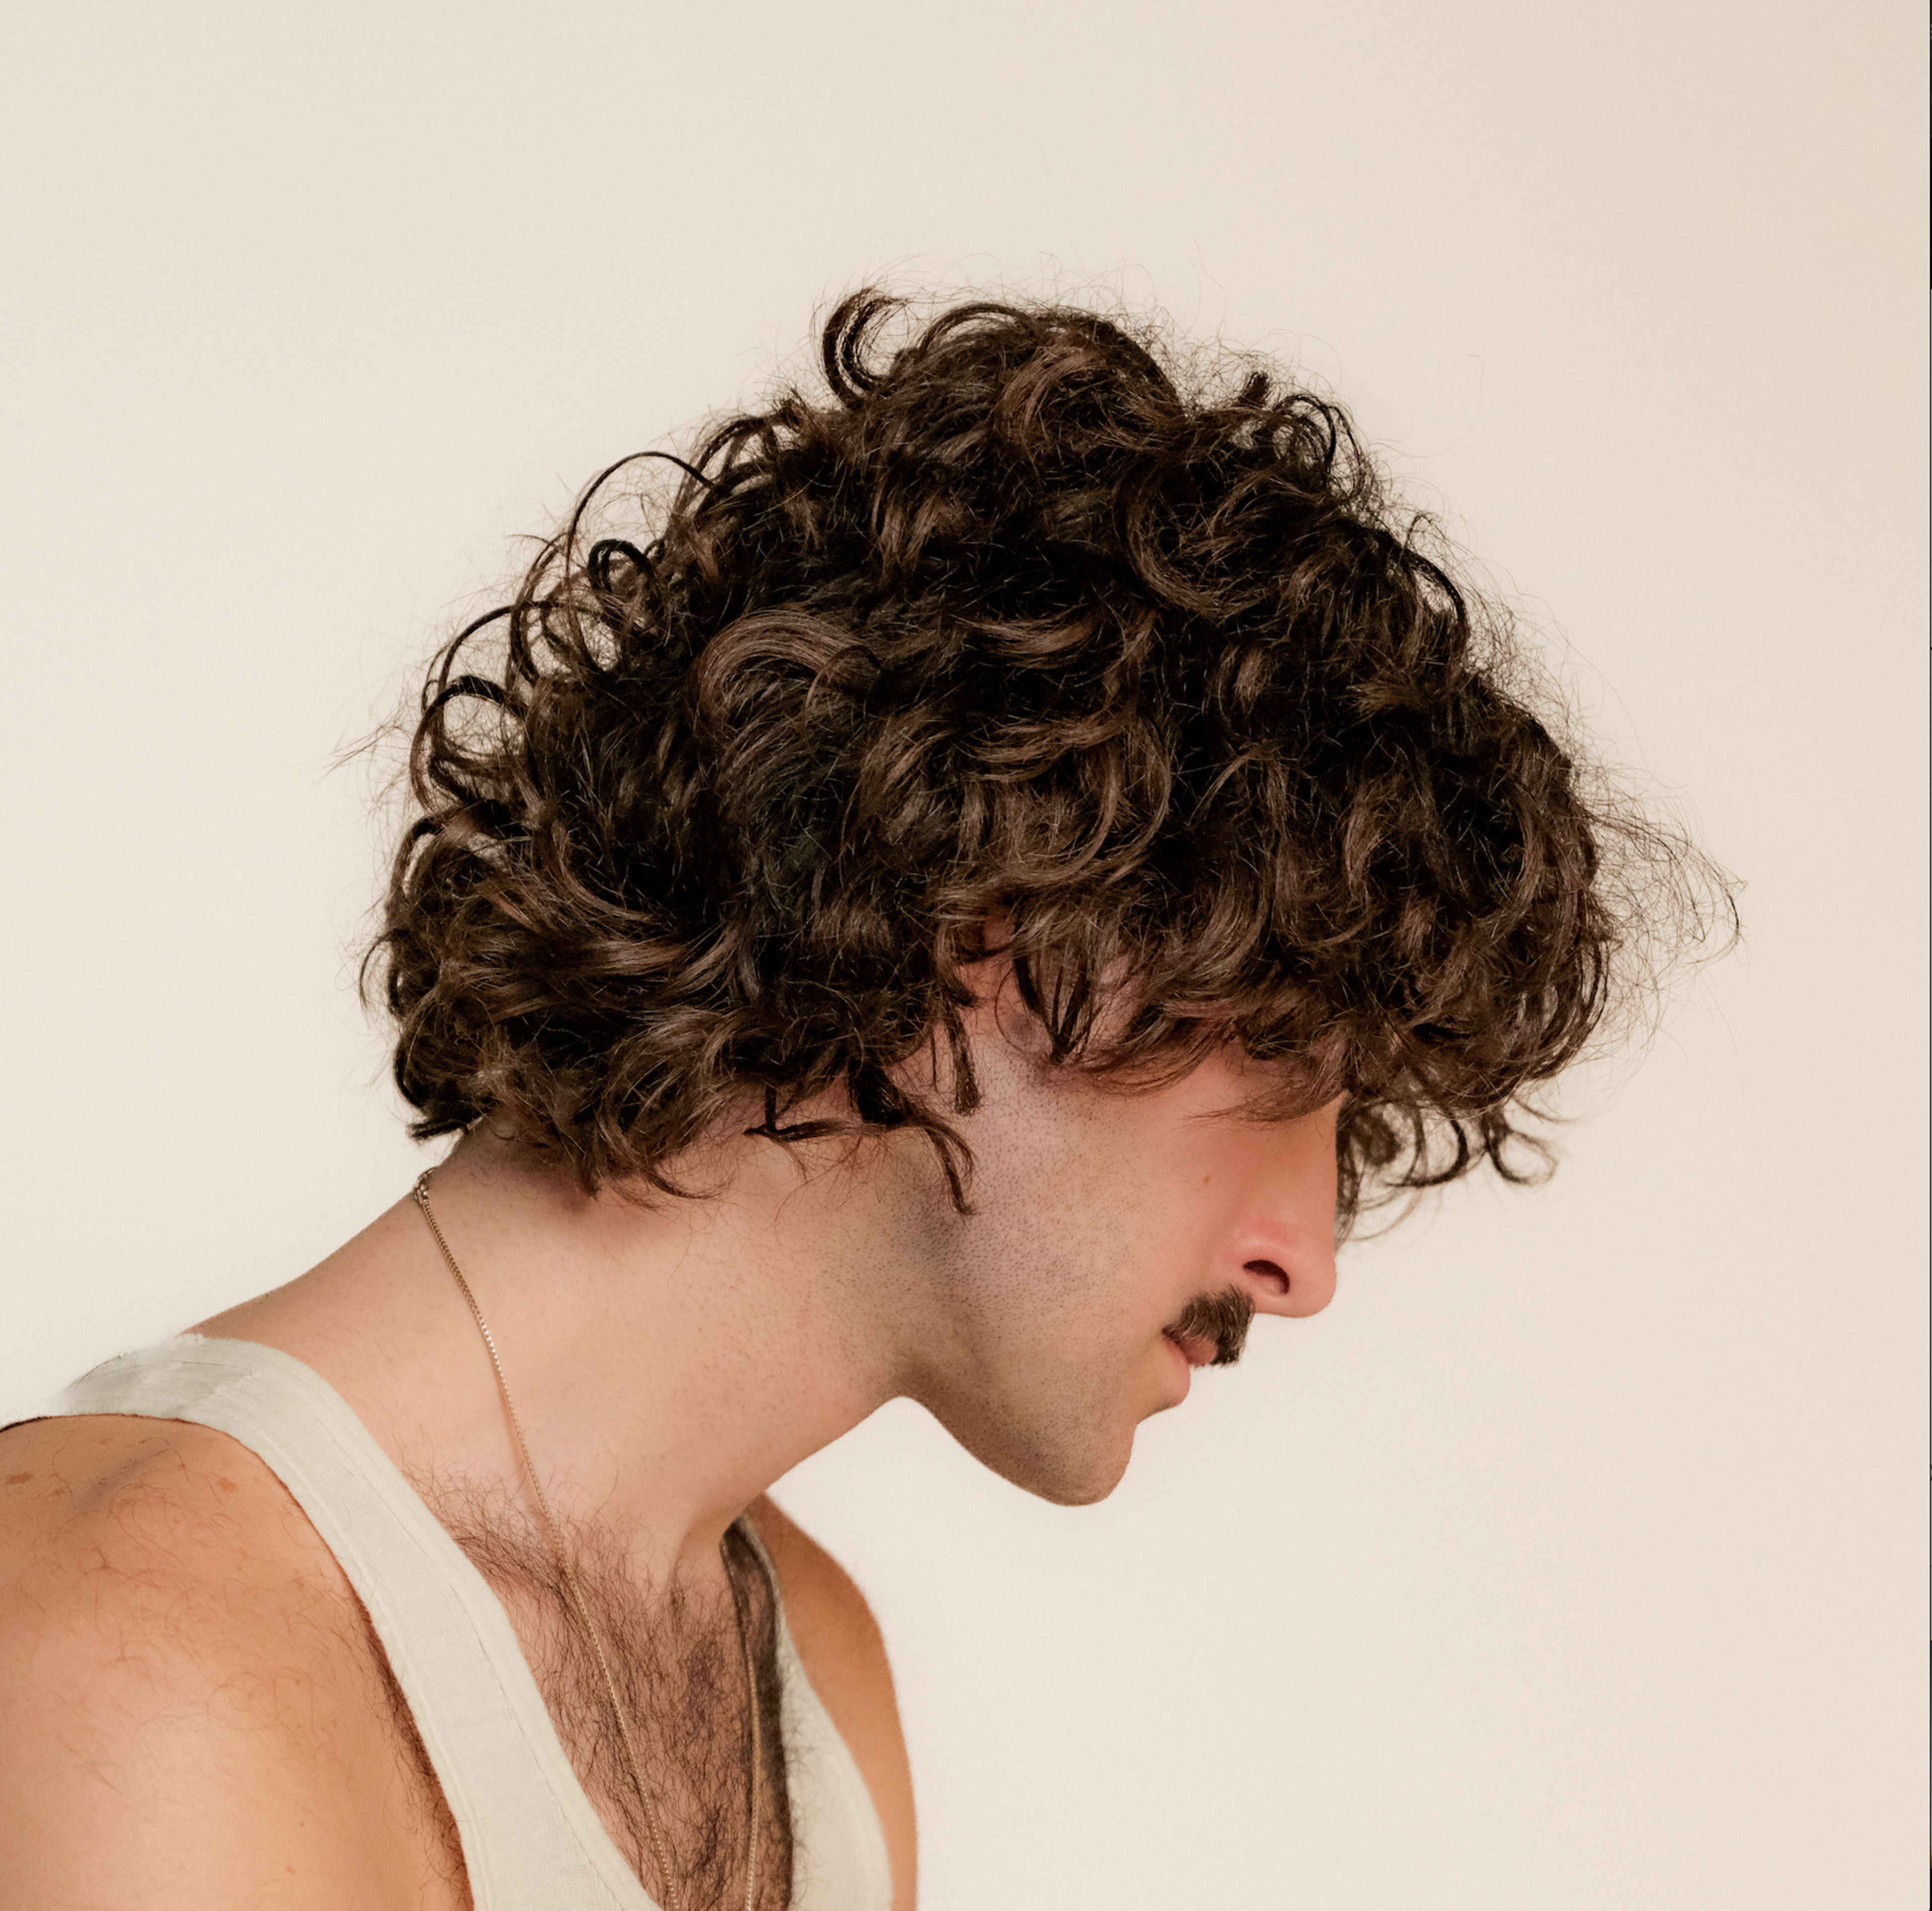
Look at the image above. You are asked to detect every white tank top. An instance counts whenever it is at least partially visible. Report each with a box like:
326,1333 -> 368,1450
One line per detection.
19,1335 -> 894,1911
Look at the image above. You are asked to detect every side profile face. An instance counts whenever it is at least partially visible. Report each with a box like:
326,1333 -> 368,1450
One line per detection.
370,292 -> 1684,1514
891,984 -> 1341,1506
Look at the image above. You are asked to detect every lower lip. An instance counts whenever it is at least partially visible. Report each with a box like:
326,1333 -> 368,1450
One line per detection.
1163,1332 -> 1195,1393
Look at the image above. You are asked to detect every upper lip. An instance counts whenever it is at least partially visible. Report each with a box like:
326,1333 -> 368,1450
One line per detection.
1164,1328 -> 1217,1368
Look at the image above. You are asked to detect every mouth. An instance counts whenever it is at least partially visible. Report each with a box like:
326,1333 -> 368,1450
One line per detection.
1162,1287 -> 1255,1370
1162,1328 -> 1220,1369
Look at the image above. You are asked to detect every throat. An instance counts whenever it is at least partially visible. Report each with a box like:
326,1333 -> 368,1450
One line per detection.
419,1473 -> 794,1910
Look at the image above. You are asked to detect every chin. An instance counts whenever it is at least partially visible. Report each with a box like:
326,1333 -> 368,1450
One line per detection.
1028,1467 -> 1127,1508
922,1367 -> 1146,1507
977,1422 -> 1137,1507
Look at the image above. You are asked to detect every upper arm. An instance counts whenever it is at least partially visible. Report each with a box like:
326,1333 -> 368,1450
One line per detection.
748,1494 -> 917,1911
0,1417 -> 432,1910
0,1598 -> 372,1908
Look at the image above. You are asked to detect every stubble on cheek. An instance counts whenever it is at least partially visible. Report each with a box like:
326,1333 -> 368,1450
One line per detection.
894,1036 -> 1185,1499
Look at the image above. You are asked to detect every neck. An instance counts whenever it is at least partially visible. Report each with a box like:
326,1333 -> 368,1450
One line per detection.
201,1121 -> 931,1585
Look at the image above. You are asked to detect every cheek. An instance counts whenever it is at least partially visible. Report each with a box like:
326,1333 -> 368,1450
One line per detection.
1006,1105 -> 1214,1287
1142,1125 -> 1268,1244
973,1148 -> 1161,1365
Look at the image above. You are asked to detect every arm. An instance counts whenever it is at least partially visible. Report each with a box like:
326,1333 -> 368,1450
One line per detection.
748,1494 -> 917,1911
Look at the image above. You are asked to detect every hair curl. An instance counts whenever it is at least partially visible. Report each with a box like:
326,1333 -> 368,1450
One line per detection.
372,290 -> 1720,1226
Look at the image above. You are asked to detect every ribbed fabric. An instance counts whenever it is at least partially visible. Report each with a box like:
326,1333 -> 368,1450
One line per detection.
18,1336 -> 893,1911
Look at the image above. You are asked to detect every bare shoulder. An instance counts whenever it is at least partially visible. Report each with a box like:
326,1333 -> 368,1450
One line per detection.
747,1493 -> 917,1910
0,1414 -> 459,1909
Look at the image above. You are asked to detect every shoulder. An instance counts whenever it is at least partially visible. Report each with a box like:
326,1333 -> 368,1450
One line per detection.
0,1412 -> 353,1688
747,1493 -> 917,1910
0,1413 -> 455,1907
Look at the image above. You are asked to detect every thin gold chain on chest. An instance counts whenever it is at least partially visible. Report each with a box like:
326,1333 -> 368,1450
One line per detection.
413,1169 -> 763,1911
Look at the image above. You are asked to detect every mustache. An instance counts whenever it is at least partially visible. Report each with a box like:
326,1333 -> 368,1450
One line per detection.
1166,1287 -> 1256,1368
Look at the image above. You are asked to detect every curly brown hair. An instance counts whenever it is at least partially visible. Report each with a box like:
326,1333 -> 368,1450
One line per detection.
372,290 -> 1716,1226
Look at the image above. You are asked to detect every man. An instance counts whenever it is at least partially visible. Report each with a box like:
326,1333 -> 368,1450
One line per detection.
0,291 -> 1677,1908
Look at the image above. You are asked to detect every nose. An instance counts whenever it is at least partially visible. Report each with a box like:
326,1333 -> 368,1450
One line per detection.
1235,1237 -> 1337,1319
1225,1095 -> 1342,1319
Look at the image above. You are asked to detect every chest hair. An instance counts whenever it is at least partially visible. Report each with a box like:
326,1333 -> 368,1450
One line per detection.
386,1474 -> 794,1911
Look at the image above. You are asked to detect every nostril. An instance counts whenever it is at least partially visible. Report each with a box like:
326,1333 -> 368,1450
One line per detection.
1244,1258 -> 1290,1296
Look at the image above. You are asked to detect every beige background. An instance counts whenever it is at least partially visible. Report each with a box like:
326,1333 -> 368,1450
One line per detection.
3,4 -> 1924,1904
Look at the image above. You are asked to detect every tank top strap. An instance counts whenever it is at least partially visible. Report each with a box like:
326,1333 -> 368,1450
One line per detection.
740,1517 -> 897,1911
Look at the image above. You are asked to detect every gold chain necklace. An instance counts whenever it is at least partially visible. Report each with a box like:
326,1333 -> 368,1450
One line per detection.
412,1170 -> 761,1911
